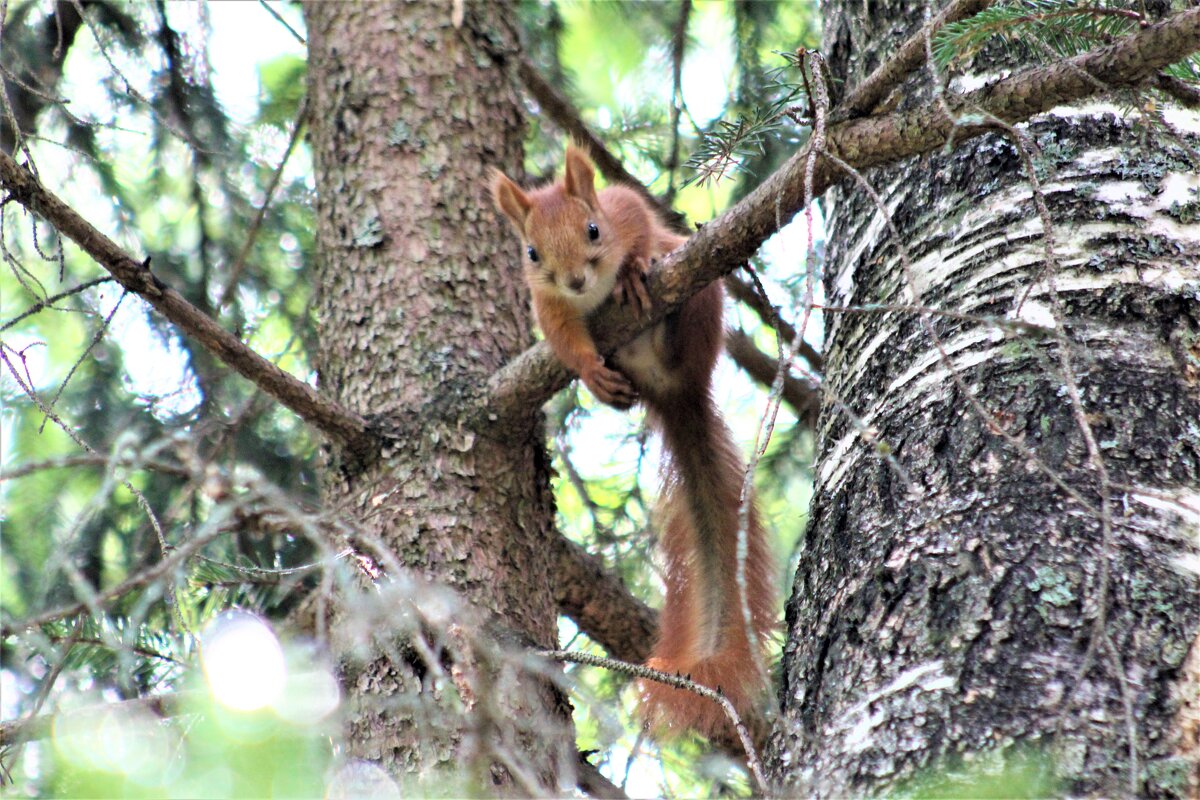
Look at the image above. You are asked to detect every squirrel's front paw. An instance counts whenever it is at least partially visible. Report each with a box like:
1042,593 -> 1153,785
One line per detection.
581,358 -> 638,409
613,258 -> 652,317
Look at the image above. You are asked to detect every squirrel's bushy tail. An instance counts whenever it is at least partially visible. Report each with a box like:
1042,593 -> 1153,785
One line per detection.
640,395 -> 775,737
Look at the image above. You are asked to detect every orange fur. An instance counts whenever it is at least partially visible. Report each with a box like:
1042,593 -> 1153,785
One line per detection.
491,146 -> 775,737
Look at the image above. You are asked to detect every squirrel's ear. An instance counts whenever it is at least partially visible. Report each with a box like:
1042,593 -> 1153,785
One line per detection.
563,144 -> 599,208
491,169 -> 532,232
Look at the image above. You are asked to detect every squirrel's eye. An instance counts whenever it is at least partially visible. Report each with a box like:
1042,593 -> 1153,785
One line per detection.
527,245 -> 539,263
587,222 -> 599,241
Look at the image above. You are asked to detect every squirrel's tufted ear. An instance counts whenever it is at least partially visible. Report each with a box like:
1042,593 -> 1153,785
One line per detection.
563,144 -> 599,209
490,168 -> 532,233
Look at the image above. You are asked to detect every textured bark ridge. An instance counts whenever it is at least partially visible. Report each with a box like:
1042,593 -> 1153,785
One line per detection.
305,3 -> 570,790
771,2 -> 1200,797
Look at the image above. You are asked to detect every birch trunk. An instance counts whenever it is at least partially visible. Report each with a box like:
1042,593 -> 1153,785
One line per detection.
771,2 -> 1200,796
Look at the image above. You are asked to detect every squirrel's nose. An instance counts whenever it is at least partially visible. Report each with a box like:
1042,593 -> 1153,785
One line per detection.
568,275 -> 586,292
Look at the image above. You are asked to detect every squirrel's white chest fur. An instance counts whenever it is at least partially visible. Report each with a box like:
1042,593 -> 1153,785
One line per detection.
613,323 -> 682,397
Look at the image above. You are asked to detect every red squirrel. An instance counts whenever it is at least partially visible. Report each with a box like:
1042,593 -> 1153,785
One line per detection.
491,146 -> 774,736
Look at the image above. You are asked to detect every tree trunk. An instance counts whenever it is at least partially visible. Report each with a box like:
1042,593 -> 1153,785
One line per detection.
771,2 -> 1200,797
304,3 -> 571,792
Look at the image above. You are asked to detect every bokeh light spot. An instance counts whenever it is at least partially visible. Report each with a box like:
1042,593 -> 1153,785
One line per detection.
201,611 -> 286,712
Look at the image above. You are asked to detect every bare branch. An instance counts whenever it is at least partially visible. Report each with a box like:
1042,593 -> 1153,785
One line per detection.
1154,70 -> 1200,108
576,755 -> 630,800
0,150 -> 376,455
258,0 -> 306,46
551,535 -> 657,664
725,273 -> 823,372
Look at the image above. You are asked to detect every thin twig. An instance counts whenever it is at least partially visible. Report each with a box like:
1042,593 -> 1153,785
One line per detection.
725,328 -> 821,426
540,649 -> 771,797
0,276 -> 114,332
0,343 -> 173,563
726,272 -> 824,371
664,0 -> 692,205
217,95 -> 310,309
39,288 -> 128,433
70,0 -> 207,153
258,0 -> 306,45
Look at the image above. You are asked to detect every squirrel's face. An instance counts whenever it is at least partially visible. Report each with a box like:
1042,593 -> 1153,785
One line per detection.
522,193 -> 620,310
492,146 -> 621,313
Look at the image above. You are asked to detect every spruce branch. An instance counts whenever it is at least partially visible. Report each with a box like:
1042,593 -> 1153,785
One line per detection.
0,693 -> 192,748
689,0 -> 997,180
933,0 -> 1200,84
934,0 -> 1145,69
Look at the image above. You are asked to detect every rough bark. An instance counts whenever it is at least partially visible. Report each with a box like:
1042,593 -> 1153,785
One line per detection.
304,3 -> 570,792
770,2 -> 1200,797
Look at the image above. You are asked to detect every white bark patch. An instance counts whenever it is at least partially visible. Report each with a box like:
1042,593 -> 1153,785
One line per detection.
833,176 -> 907,305
1009,299 -> 1056,330
818,116 -> 1200,496
1091,179 -> 1156,207
1149,174 -> 1200,245
820,330 -> 997,492
838,661 -> 956,753
1043,104 -> 1199,136
1129,490 -> 1200,528
1048,101 -> 1125,119
820,251 -> 1197,495
1171,554 -> 1200,577
1162,106 -> 1200,134
1029,263 -> 1200,295
951,72 -> 999,93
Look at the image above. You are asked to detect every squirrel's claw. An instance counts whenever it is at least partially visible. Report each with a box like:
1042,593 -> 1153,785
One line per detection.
614,258 -> 652,317
582,360 -> 638,409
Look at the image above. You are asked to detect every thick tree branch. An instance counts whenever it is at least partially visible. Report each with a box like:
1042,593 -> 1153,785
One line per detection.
485,6 -> 1200,420
1154,70 -> 1200,108
0,151 -> 376,455
576,756 -> 630,800
552,535 -> 656,663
